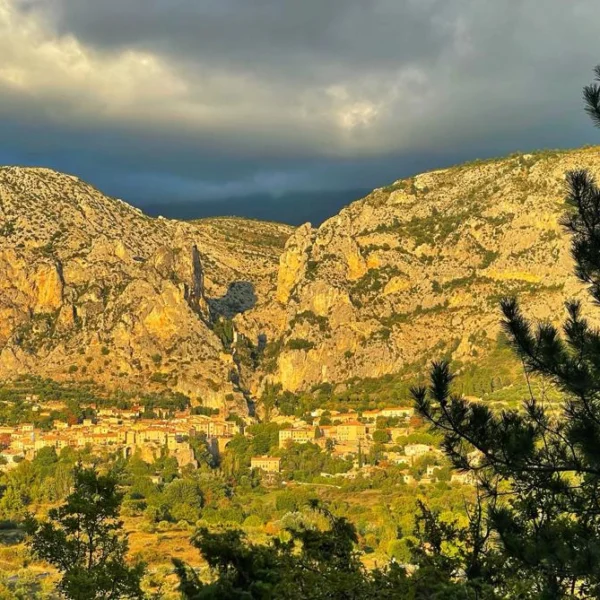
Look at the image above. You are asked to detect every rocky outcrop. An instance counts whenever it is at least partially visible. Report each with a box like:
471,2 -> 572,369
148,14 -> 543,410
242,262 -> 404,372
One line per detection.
266,148 -> 600,392
2,148 -> 600,405
0,166 -> 292,412
276,223 -> 315,304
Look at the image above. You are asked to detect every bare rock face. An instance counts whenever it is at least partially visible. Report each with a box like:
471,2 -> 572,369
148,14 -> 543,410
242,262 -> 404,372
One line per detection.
276,223 -> 315,304
2,148 -> 600,406
265,148 -> 600,392
0,166 -> 292,413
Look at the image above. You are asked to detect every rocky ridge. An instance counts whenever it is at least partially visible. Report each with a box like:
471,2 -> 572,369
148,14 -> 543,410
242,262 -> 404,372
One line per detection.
1,148 -> 600,410
265,147 -> 599,394
0,166 -> 291,412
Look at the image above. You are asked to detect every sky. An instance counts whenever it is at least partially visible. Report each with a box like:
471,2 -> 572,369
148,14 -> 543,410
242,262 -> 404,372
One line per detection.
1,0 -> 599,217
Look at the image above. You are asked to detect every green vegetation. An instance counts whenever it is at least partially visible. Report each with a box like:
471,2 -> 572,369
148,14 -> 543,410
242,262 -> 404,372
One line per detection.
303,251 -> 319,280
378,302 -> 451,329
286,338 -> 316,351
213,317 -> 234,348
371,210 -> 468,246
381,179 -> 415,194
0,220 -> 15,237
261,338 -> 283,373
14,311 -> 60,354
138,391 -> 190,417
0,376 -> 192,426
149,372 -> 170,384
410,68 -> 600,597
0,391 -> 471,597
26,466 -> 145,600
480,249 -> 499,268
174,503 -> 414,599
453,332 -> 522,398
192,217 -> 291,250
289,310 -> 330,333
351,266 -> 402,295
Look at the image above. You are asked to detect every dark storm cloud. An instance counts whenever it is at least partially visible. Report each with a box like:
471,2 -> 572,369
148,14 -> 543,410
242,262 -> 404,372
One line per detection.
29,0 -> 454,74
2,0 -> 600,205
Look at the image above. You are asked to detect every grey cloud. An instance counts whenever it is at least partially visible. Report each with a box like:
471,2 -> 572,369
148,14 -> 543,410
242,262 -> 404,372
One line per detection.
2,0 -> 600,208
28,0 -> 455,77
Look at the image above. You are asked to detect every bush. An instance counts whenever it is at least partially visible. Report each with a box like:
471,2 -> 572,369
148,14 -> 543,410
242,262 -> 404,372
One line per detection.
372,430 -> 390,444
243,515 -> 264,528
289,311 -> 330,332
287,338 -> 316,351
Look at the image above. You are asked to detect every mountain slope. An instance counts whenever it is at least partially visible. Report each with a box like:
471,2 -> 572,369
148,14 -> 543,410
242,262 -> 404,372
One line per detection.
2,148 -> 600,409
0,166 -> 292,411
264,148 -> 599,394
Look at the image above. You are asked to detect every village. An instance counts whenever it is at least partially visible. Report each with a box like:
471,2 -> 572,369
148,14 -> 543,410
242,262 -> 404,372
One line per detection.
253,405 -> 475,485
0,398 -> 239,471
0,397 -> 475,486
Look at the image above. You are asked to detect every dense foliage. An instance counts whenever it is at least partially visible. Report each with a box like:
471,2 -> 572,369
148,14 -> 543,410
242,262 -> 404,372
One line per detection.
174,501 -> 472,600
26,467 -> 145,600
411,65 -> 600,599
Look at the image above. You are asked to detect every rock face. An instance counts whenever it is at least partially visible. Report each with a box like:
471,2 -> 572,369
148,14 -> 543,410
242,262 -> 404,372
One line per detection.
1,148 -> 600,406
265,148 -> 600,392
276,223 -> 315,304
0,166 -> 292,412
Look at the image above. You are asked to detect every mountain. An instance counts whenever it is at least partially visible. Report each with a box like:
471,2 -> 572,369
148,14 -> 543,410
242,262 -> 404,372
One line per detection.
0,148 -> 598,412
0,166 -> 292,413
260,147 -> 597,396
138,189 -> 371,227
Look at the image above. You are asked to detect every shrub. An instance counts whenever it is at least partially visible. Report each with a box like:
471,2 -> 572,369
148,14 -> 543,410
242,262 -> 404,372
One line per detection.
287,338 -> 316,351
243,515 -> 264,528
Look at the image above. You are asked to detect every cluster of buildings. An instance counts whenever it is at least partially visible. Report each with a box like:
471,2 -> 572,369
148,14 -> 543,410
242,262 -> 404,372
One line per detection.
275,406 -> 417,455
0,405 -> 241,470
0,397 -> 476,487
250,406 -> 474,486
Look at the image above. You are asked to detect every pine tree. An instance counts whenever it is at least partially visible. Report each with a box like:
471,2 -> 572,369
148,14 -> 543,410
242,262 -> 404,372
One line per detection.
412,65 -> 600,598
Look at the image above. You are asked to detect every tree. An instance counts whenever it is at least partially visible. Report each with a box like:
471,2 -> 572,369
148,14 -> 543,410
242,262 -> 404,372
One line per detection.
372,430 -> 390,444
0,460 -> 38,521
174,501 -> 412,599
412,65 -> 600,599
188,434 -> 216,469
162,478 -> 204,523
260,383 -> 281,422
25,466 -> 145,600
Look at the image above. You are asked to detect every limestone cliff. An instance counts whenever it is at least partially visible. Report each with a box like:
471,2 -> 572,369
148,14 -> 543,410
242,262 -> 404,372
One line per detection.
2,147 -> 600,407
0,167 -> 292,412
266,148 -> 600,393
